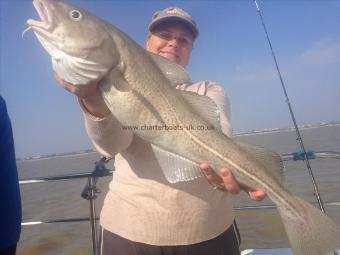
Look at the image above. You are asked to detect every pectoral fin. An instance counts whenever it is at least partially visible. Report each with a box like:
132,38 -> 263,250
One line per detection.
178,90 -> 222,131
151,144 -> 203,183
148,52 -> 191,85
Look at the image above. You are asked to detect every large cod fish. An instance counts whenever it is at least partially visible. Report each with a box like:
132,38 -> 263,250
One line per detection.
25,0 -> 340,254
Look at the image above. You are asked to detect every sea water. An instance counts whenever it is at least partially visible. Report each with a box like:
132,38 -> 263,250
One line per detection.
16,125 -> 340,255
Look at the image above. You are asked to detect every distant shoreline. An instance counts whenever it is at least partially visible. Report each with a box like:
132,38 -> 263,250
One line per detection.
234,122 -> 340,137
17,121 -> 340,161
17,150 -> 98,162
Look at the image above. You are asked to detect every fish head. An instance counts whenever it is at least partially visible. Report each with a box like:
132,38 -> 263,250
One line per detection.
27,0 -> 119,85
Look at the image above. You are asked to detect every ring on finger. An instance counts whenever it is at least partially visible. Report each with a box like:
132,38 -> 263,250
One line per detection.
213,182 -> 225,190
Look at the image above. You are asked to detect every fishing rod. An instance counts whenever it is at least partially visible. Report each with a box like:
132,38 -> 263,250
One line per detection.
252,1 -> 327,213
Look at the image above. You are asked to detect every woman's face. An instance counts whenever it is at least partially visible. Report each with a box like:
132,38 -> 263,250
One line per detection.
146,22 -> 194,67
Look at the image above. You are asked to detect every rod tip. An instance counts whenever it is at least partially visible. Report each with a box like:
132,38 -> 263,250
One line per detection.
254,0 -> 260,11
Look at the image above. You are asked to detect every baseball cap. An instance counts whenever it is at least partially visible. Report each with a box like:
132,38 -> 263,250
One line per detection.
148,7 -> 199,39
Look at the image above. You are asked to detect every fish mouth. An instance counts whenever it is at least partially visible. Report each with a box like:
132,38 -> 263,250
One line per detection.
27,0 -> 54,33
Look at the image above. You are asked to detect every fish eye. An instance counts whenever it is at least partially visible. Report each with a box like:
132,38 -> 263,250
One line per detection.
69,10 -> 82,21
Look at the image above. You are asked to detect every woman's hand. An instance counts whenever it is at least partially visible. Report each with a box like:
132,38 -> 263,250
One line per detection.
201,163 -> 267,201
54,74 -> 110,118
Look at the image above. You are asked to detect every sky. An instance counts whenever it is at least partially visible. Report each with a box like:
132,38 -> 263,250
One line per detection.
0,0 -> 339,158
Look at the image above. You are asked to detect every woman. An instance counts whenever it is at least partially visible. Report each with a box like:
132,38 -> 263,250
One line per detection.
56,6 -> 265,255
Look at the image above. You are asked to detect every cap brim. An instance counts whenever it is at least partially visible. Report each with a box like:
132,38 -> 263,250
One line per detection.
149,16 -> 198,38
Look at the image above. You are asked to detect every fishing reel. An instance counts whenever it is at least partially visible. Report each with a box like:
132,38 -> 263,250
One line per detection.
81,156 -> 114,200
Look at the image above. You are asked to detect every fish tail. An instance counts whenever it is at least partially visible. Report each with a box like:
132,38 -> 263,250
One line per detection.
278,195 -> 340,255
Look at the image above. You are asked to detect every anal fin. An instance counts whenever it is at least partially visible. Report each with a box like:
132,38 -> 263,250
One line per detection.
151,144 -> 203,183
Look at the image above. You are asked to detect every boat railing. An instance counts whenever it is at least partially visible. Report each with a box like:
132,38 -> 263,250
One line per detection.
19,151 -> 340,255
20,157 -> 113,255
234,150 -> 340,210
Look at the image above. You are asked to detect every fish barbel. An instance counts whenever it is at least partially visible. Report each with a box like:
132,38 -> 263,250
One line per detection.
26,1 -> 340,254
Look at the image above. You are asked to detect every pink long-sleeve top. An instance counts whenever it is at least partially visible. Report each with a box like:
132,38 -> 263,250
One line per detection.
80,80 -> 235,245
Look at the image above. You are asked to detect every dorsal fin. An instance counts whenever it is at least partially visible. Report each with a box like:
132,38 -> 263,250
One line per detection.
235,140 -> 284,184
